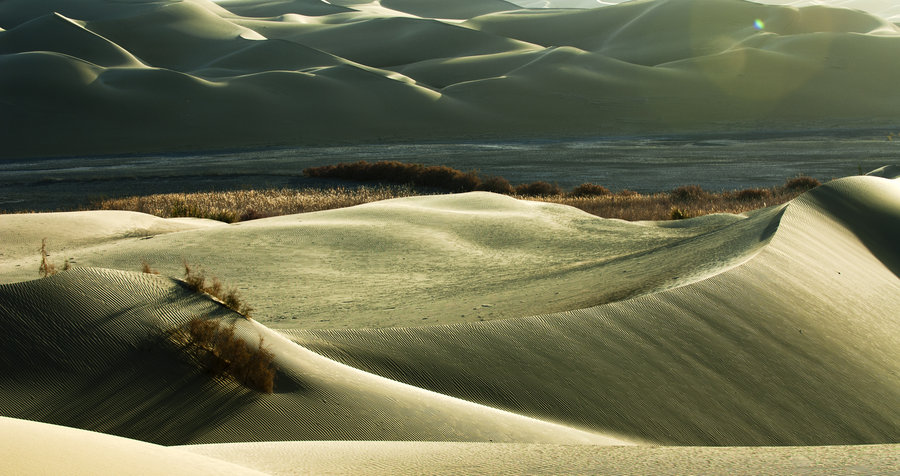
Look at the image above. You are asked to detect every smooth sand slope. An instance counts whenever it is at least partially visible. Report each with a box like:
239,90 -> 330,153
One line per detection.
0,267 -> 625,445
3,0 -> 900,157
181,441 -> 900,475
0,193 -> 782,329
0,417 -> 266,476
0,174 -> 898,472
283,176 -> 900,446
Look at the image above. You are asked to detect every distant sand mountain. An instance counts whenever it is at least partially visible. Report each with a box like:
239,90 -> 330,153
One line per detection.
1,0 -> 900,157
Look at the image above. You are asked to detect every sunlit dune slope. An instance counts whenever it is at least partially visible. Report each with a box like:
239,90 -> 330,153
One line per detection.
0,417 -> 266,476
181,440 -> 900,475
282,176 -> 900,446
4,417 -> 897,475
0,267 -> 626,445
2,0 -> 900,157
0,193 -> 783,329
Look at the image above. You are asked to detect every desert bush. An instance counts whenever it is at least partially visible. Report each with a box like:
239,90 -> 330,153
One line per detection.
515,181 -> 562,196
569,183 -> 611,197
783,175 -> 821,192
476,175 -> 515,194
671,185 -> 708,202
182,318 -> 275,393
182,261 -> 252,318
304,161 -> 482,192
734,188 -> 771,202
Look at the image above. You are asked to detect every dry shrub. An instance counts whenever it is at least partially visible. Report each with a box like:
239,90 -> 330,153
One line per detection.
783,175 -> 821,192
183,318 -> 275,393
476,175 -> 515,194
38,238 -> 57,277
182,261 -> 252,318
570,183 -> 611,197
515,181 -> 562,196
734,188 -> 771,202
183,261 -> 207,292
671,185 -> 708,202
304,161 -> 481,192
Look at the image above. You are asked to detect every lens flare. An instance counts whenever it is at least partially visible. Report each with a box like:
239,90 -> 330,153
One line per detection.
753,19 -> 765,31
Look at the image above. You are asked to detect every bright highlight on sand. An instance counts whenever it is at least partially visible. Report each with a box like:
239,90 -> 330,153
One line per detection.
754,19 -> 765,30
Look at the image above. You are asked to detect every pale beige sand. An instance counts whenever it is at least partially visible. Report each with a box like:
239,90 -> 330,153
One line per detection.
0,175 -> 898,472
0,193 -> 780,329
0,417 -> 265,476
184,441 -> 900,475
3,0 -> 900,157
0,267 -> 627,444
283,176 -> 900,446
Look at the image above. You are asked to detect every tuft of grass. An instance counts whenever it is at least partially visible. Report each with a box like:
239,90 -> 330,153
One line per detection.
182,261 -> 252,318
177,318 -> 276,394
670,207 -> 692,220
141,260 -> 160,275
39,238 -> 58,277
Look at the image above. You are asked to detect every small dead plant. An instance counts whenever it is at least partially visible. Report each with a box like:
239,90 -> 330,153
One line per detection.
141,260 -> 160,275
182,261 -> 253,318
38,238 -> 68,277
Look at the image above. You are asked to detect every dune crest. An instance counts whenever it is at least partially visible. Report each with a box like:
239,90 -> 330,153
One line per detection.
287,176 -> 900,445
2,0 -> 900,157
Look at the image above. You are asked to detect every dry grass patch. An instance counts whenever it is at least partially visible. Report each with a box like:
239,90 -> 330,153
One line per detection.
94,175 -> 822,222
172,317 -> 276,394
93,186 -> 418,223
520,177 -> 816,221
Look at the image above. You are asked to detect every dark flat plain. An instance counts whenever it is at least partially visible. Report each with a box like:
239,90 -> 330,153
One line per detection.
2,131 -> 897,212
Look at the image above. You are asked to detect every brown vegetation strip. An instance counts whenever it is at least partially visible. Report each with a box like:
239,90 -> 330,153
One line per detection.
89,175 -> 818,222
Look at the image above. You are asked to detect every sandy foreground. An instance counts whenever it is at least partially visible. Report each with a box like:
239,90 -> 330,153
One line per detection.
3,0 -> 900,157
0,172 -> 898,473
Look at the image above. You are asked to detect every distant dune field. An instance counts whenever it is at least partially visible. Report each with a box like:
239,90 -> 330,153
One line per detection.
1,172 -> 898,473
2,0 -> 900,157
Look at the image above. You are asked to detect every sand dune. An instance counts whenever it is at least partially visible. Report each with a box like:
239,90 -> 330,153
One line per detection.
1,192 -> 781,329
1,175 -> 898,471
2,0 -> 900,157
0,417 -> 266,476
0,266 -> 627,444
281,176 -> 900,446
182,441 -> 900,475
